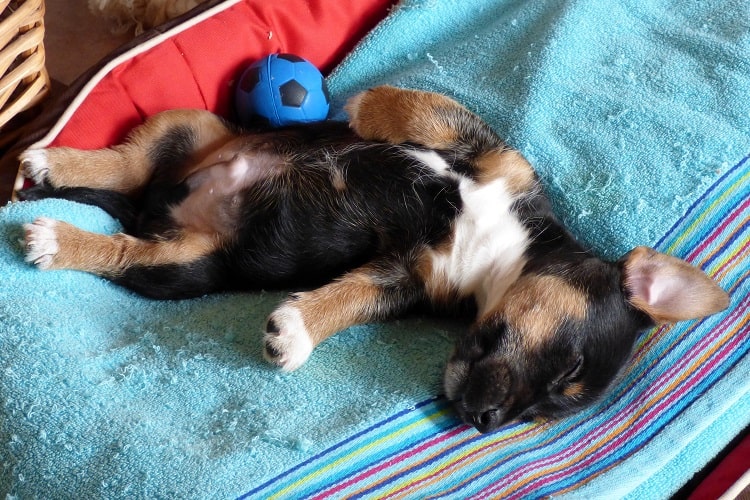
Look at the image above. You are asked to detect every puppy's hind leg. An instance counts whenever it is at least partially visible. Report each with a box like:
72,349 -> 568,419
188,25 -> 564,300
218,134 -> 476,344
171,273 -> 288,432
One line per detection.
345,85 -> 470,148
20,109 -> 236,196
23,217 -> 226,299
345,86 -> 537,191
263,257 -> 422,371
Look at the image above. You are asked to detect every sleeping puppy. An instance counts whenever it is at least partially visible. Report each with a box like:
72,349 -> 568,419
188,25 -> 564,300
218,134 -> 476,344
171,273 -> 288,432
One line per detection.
18,86 -> 729,433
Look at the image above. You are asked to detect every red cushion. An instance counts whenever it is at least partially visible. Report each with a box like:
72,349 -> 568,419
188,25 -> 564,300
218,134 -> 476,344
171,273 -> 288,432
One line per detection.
50,0 -> 392,149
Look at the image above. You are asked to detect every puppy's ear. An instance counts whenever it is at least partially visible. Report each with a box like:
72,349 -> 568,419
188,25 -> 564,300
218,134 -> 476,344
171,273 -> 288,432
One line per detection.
621,246 -> 730,324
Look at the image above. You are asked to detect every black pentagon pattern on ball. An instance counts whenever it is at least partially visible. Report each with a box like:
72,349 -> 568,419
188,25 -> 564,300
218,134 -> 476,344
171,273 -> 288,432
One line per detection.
279,80 -> 308,108
277,53 -> 306,63
239,66 -> 261,93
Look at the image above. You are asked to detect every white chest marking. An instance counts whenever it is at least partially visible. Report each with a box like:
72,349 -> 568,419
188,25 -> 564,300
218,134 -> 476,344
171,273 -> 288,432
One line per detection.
409,149 -> 530,315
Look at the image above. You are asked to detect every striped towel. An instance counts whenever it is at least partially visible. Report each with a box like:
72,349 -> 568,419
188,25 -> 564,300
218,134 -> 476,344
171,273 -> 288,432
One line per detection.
239,158 -> 750,499
1,0 -> 748,497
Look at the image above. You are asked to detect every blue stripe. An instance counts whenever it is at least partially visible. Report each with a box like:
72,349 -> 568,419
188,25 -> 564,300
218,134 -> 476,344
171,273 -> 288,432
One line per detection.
654,155 -> 749,249
347,424 -> 488,499
541,324 -> 749,498
427,410 -> 617,498
300,408 -> 460,499
294,401 -> 455,498
700,218 -> 749,271
238,397 -> 441,498
354,417 -> 549,499
667,185 -> 749,259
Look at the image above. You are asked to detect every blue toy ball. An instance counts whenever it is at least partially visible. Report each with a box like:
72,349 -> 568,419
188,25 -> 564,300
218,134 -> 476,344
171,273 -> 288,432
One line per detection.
235,53 -> 330,128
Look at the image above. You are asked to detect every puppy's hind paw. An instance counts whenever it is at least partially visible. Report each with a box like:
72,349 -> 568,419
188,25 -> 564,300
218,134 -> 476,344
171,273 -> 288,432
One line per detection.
262,305 -> 313,371
344,85 -> 416,143
344,88 -> 382,140
343,91 -> 366,124
19,148 -> 50,185
23,218 -> 59,269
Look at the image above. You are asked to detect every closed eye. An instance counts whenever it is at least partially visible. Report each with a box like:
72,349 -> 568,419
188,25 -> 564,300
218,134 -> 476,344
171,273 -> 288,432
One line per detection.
550,356 -> 584,390
563,356 -> 584,381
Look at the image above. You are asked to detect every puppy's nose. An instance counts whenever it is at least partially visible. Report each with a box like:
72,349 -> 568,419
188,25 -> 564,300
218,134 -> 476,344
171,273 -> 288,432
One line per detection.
469,408 -> 502,433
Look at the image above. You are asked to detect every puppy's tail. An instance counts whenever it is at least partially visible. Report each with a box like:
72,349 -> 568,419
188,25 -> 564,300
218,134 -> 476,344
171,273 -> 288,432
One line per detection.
18,185 -> 138,232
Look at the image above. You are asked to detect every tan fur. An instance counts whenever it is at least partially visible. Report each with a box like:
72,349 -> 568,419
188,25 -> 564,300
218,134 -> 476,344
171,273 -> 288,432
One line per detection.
346,85 -> 463,149
346,86 -> 537,196
143,0 -> 201,29
475,148 -> 537,194
25,109 -> 234,196
27,220 -> 220,276
24,146 -> 148,195
330,167 -> 347,192
415,242 -> 460,306
623,246 -> 729,324
497,275 -> 588,349
89,0 -> 203,35
286,268 -> 386,345
563,382 -> 585,398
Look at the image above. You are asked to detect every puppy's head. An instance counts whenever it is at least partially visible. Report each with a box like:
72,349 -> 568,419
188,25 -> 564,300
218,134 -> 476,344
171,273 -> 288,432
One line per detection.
444,246 -> 729,433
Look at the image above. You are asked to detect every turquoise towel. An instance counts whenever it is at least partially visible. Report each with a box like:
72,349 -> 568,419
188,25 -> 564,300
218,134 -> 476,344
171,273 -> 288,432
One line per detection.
328,0 -> 750,259
0,202 -> 454,497
1,0 -> 749,497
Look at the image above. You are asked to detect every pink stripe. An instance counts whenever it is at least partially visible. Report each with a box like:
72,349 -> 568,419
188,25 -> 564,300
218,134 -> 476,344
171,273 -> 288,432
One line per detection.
713,239 -> 750,278
632,205 -> 746,361
382,425 -> 542,499
313,425 -> 466,500
480,298 -> 749,499
467,299 -> 746,499
508,312 -> 748,499
686,197 -> 750,261
473,296 -> 747,499
632,324 -> 670,361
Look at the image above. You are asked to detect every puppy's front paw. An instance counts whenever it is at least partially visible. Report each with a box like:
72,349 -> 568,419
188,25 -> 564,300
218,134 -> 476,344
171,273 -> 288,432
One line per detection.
23,218 -> 60,269
19,149 -> 50,185
263,304 -> 314,371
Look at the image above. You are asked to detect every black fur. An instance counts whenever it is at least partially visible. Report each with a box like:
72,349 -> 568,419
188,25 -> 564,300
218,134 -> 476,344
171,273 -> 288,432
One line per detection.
18,185 -> 140,231
20,87 -> 727,434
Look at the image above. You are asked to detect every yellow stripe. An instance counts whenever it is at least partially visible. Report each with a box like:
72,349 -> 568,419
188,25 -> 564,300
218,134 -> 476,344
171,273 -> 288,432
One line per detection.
267,407 -> 452,500
517,314 -> 748,498
665,168 -> 750,255
373,423 -> 545,499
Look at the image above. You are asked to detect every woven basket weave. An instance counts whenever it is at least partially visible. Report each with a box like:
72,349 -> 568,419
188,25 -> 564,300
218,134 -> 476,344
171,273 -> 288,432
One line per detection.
0,0 -> 48,130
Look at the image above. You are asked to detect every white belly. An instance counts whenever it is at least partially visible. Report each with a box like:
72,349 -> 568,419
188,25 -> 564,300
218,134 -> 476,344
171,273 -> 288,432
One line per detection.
411,150 -> 530,315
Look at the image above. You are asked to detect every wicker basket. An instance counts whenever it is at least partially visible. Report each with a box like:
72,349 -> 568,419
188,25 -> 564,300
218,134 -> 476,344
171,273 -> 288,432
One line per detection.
0,0 -> 48,130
